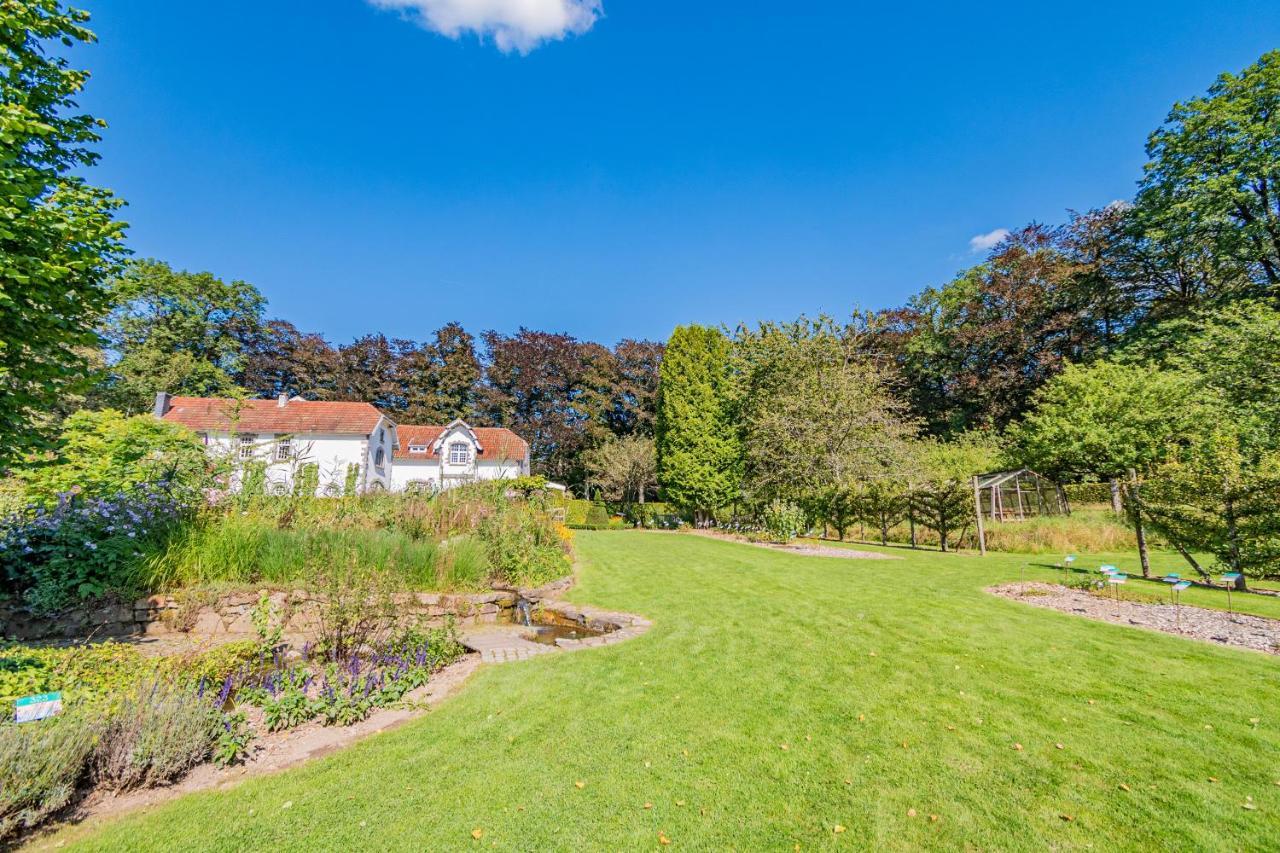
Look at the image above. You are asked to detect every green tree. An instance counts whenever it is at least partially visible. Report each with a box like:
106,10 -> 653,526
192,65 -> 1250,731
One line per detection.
1136,49 -> 1280,291
733,316 -> 915,503
583,435 -> 657,506
100,260 -> 263,411
0,2 -> 127,465
1012,361 -> 1201,575
655,326 -> 740,524
16,409 -> 213,505
1143,426 -> 1280,584
910,435 -> 997,553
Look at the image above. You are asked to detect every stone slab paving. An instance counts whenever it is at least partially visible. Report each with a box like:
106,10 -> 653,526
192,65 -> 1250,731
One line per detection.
459,625 -> 560,663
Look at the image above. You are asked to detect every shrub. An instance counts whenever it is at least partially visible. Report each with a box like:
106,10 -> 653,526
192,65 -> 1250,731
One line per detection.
92,681 -> 221,792
759,501 -> 806,543
0,486 -> 188,614
0,713 -> 98,842
14,410 -> 215,508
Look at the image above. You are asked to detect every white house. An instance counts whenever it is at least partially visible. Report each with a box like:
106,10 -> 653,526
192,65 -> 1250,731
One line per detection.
155,392 -> 398,495
391,420 -> 530,492
155,393 -> 529,496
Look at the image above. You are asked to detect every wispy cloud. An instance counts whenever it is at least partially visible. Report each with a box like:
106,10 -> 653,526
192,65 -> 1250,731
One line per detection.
968,228 -> 1009,253
369,0 -> 603,54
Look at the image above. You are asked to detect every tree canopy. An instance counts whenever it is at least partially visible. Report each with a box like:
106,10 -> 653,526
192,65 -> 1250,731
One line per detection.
0,1 -> 126,466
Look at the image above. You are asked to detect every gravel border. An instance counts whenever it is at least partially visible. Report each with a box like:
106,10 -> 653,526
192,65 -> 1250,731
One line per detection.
989,582 -> 1280,655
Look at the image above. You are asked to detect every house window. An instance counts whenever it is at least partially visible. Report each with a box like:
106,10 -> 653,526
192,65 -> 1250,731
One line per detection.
239,435 -> 255,459
408,444 -> 428,454
275,435 -> 292,462
374,447 -> 386,468
449,442 -> 470,465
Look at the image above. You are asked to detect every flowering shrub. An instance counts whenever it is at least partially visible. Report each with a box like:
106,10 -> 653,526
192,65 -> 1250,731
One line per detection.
0,486 -> 188,614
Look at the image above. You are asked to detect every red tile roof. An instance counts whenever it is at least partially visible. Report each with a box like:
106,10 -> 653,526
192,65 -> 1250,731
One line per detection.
162,397 -> 387,435
395,424 -> 528,462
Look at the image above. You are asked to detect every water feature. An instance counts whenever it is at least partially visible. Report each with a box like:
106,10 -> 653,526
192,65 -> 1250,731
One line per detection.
522,623 -> 605,645
516,600 -> 533,627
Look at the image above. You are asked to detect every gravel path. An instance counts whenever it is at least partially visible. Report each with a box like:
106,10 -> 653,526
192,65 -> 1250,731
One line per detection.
990,582 -> 1280,655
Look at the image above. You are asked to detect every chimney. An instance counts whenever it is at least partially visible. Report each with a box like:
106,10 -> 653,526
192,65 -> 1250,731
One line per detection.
153,392 -> 172,419
277,393 -> 288,408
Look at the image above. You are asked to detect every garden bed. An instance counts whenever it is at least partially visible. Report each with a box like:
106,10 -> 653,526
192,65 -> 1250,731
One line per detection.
26,654 -> 484,841
989,582 -> 1280,655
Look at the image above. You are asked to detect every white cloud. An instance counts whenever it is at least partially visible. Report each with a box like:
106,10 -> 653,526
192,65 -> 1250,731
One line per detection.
968,228 -> 1009,253
370,0 -> 603,53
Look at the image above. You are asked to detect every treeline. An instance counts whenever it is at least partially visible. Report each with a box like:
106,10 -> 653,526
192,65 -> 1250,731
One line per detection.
653,51 -> 1280,577
82,258 -> 663,487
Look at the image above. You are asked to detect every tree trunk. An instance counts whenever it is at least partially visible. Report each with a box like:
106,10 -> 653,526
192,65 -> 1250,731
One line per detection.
908,507 -> 917,549
1173,544 -> 1212,582
1224,487 -> 1247,590
1109,479 -> 1123,515
1127,468 -> 1150,579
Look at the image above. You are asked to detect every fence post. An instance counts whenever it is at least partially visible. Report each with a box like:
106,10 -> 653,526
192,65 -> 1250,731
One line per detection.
972,475 -> 987,556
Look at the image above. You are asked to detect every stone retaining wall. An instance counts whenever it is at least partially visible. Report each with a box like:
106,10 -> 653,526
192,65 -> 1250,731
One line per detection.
0,589 -> 522,642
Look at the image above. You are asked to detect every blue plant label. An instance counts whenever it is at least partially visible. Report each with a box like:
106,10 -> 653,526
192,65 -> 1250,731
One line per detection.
1100,566 -> 1117,575
1108,574 -> 1127,584
1222,573 -> 1243,581
1173,581 -> 1192,591
15,691 -> 62,723
1064,555 -> 1076,563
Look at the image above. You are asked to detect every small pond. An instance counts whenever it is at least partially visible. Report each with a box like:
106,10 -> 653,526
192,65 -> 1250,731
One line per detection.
522,623 -> 605,645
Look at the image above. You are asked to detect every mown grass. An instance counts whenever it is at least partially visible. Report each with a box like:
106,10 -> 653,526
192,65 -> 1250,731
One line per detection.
46,532 -> 1280,850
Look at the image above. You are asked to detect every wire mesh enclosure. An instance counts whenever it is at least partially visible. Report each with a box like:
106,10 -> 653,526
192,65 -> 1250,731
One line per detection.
974,469 -> 1068,521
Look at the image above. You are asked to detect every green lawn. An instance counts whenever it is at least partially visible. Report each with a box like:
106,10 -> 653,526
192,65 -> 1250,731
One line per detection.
51,532 -> 1280,850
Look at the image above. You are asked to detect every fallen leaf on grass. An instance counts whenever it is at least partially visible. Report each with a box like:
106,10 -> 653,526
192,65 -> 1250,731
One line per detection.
281,801 -> 293,810
946,725 -> 955,731
1118,784 -> 1130,792
857,714 -> 865,722
574,781 -> 586,789
781,744 -> 790,751
658,831 -> 672,845
805,735 -> 812,742
844,779 -> 852,785
930,815 -> 939,823
1209,777 -> 1219,783
1055,743 -> 1065,750
675,800 -> 686,807
907,808 -> 917,818
471,829 -> 484,840
1060,814 -> 1074,822
833,825 -> 846,834
1243,803 -> 1258,811
1013,743 -> 1024,751
644,803 -> 653,810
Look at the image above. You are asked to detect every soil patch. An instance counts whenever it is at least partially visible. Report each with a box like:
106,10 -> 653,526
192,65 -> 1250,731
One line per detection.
989,582 -> 1280,655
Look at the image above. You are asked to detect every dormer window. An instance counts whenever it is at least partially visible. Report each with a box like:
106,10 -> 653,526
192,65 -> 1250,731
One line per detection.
449,442 -> 471,465
408,444 -> 428,454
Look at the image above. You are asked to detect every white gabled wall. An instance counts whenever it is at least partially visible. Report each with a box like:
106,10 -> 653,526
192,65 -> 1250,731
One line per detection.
389,424 -> 525,492
200,425 -> 393,496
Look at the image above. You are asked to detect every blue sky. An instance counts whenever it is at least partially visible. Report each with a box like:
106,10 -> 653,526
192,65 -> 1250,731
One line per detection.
79,1 -> 1280,345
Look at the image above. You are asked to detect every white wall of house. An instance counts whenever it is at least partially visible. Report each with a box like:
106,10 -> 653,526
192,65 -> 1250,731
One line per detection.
200,419 -> 396,496
389,426 -> 527,492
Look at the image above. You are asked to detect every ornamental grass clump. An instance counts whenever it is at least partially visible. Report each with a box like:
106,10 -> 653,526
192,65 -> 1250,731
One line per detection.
0,713 -> 98,842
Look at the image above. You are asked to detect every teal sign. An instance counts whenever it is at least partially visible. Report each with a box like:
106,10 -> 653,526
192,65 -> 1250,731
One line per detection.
15,692 -> 61,723
1108,574 -> 1128,584
1173,581 -> 1192,591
